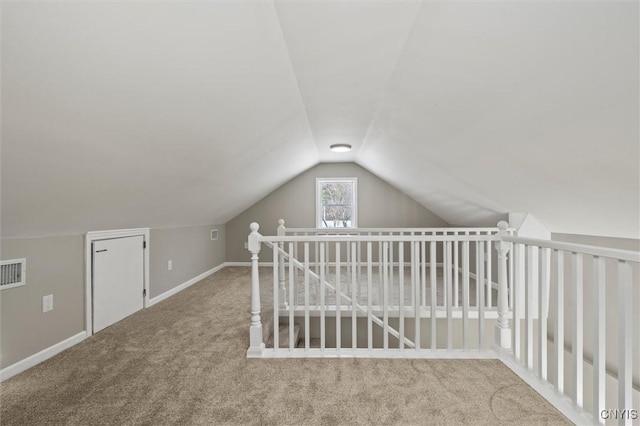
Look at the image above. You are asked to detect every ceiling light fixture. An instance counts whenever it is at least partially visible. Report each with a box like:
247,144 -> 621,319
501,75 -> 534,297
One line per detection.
329,144 -> 352,153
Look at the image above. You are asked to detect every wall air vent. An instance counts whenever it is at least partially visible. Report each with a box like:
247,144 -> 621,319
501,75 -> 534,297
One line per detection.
0,258 -> 26,290
210,229 -> 219,241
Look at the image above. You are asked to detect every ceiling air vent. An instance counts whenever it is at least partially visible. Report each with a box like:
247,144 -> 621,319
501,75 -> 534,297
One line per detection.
0,258 -> 26,290
210,229 -> 219,241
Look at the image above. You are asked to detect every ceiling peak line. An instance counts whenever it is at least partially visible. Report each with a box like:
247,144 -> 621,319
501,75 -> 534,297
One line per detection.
272,0 -> 321,158
356,0 -> 429,158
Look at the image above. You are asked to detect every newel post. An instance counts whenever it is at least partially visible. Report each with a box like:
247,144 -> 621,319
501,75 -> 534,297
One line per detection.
276,219 -> 287,309
494,221 -> 512,353
247,222 -> 264,357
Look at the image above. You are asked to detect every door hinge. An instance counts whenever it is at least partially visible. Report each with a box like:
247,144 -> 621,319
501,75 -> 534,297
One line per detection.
143,241 -> 146,249
143,288 -> 147,297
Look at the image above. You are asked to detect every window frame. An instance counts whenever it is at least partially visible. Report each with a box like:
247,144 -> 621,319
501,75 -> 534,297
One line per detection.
315,177 -> 358,229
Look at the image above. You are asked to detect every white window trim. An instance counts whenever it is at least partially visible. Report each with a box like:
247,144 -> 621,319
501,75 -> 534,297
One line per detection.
316,177 -> 358,229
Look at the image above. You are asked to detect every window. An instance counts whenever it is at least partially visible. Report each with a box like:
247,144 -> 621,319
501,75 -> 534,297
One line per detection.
316,178 -> 357,228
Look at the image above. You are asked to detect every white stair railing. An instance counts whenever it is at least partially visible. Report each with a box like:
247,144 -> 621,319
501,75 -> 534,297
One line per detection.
285,225 -> 515,312
247,220 -> 639,424
264,238 -> 416,350
247,220 -> 504,357
500,234 -> 639,425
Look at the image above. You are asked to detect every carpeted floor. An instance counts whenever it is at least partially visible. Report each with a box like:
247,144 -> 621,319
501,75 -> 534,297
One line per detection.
0,267 -> 570,425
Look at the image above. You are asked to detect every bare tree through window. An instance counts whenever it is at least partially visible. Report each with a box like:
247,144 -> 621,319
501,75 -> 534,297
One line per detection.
316,179 -> 357,228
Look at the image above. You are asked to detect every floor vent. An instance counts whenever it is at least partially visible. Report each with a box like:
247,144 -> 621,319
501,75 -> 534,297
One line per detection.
211,229 -> 219,241
0,258 -> 26,290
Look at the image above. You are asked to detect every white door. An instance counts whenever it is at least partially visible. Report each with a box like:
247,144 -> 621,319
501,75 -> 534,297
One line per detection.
93,235 -> 144,333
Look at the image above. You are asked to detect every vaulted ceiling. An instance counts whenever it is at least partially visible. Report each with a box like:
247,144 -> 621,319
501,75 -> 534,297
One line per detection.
2,1 -> 638,239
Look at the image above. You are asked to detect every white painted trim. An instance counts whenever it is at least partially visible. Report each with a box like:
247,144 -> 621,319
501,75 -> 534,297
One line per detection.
258,349 -> 498,359
503,235 -> 639,263
85,228 -> 150,336
499,353 -> 592,425
285,227 -> 512,234
0,331 -> 87,382
225,261 -> 253,267
148,263 -> 225,306
85,228 -> 150,240
261,234 -> 498,243
225,261 -> 275,267
281,306 -> 509,320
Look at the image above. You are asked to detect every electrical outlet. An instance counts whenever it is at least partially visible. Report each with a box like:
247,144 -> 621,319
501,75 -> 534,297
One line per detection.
168,260 -> 173,271
42,294 -> 53,313
244,242 -> 248,249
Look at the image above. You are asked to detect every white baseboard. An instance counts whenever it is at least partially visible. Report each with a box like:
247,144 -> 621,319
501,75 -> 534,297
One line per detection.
148,262 -> 226,306
225,261 -> 253,267
225,261 -> 279,267
2,263 -> 229,382
0,331 -> 88,382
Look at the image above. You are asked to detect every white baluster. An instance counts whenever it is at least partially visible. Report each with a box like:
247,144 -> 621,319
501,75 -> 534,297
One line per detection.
304,243 -> 310,351
388,238 -> 393,305
509,238 -> 515,310
293,235 -> 299,306
399,242 -> 405,351
288,242 -> 295,352
378,237 -> 383,306
430,240 -> 436,350
572,252 -> 583,408
446,241 -> 453,350
383,241 -> 389,350
478,241 -> 485,350
336,242 -> 341,352
525,246 -> 537,369
416,241 -> 426,351
486,238 -> 492,308
273,239 -> 279,351
493,221 -> 512,353
410,238 -> 416,309
352,242 -> 357,350
513,244 -> 524,361
247,223 -> 264,357
421,239 -> 427,307
475,237 -> 480,311
444,241 -> 449,313
367,242 -> 373,351
555,250 -> 564,393
454,240 -> 459,308
617,260 -> 632,425
414,241 -> 421,352
538,247 -> 549,380
277,219 -> 287,309
314,241 -> 319,280
357,241 -> 362,303
320,242 -> 326,351
592,256 -> 605,424
463,239 -> 470,351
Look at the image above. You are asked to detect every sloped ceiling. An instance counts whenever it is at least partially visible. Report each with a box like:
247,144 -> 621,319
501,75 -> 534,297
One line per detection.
1,1 -> 638,239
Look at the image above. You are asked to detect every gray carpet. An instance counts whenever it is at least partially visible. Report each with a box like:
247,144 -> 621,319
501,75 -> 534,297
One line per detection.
0,267 -> 570,425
